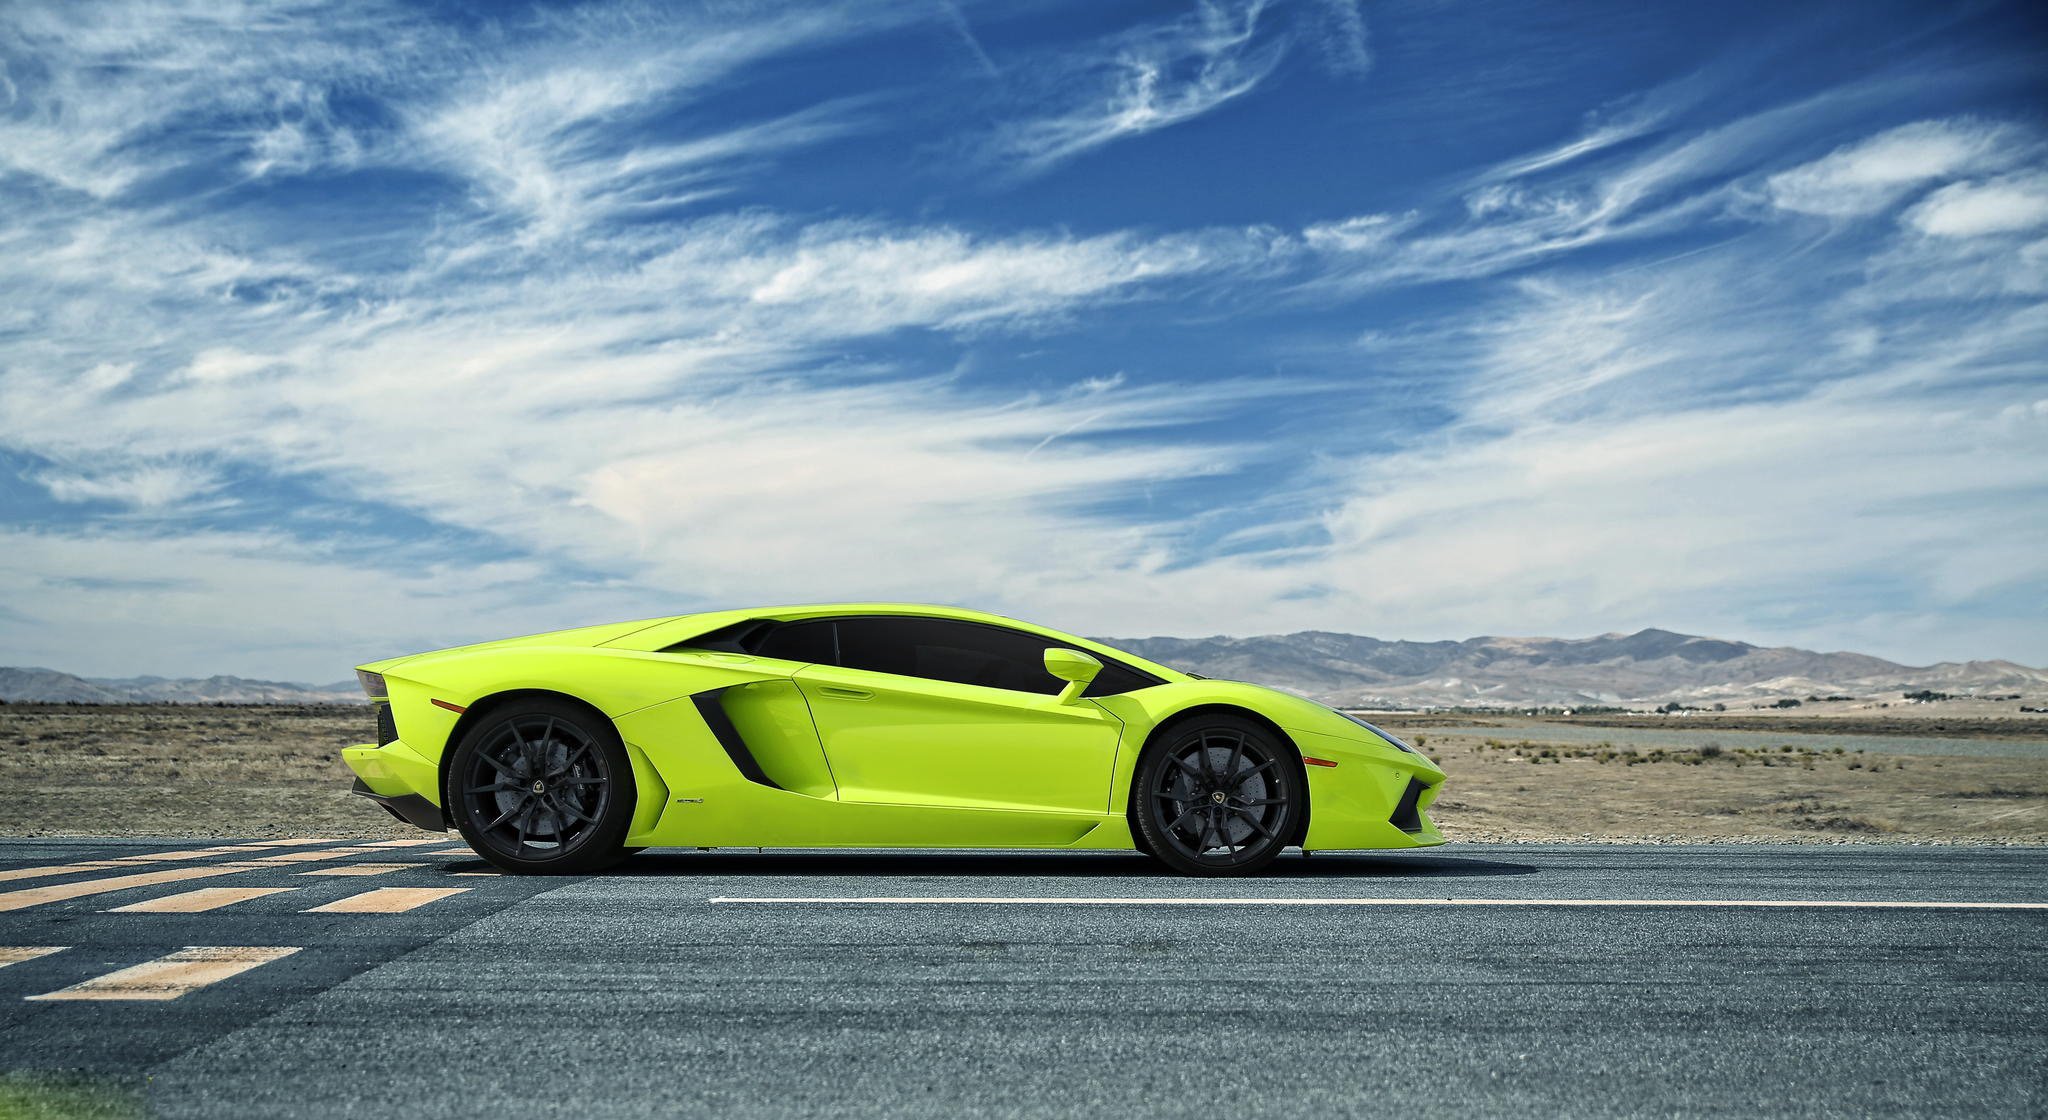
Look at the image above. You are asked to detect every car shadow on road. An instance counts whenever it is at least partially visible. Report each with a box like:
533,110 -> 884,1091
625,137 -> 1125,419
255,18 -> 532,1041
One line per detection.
595,850 -> 1540,879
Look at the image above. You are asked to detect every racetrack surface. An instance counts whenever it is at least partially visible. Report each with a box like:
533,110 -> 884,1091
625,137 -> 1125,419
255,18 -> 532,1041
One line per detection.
1,840 -> 2042,1118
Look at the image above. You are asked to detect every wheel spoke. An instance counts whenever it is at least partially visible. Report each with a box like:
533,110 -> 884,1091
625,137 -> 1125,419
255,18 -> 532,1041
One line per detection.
1223,733 -> 1246,791
477,750 -> 522,780
552,798 -> 598,825
550,739 -> 593,778
1167,805 -> 1204,839
555,775 -> 605,788
465,781 -> 520,795
483,795 -> 532,832
1232,797 -> 1286,807
1229,806 -> 1277,838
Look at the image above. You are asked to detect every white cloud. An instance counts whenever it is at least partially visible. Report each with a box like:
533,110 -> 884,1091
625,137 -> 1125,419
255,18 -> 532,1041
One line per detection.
734,223 -> 1230,332
1904,173 -> 2048,237
1305,0 -> 1370,76
1301,213 -> 1417,253
0,181 -> 1293,680
0,0 -> 422,196
183,348 -> 279,383
0,525 -> 592,679
1296,385 -> 2048,648
403,5 -> 902,240
1765,118 -> 2019,218
986,0 -> 1292,173
79,362 -> 136,393
38,463 -> 218,509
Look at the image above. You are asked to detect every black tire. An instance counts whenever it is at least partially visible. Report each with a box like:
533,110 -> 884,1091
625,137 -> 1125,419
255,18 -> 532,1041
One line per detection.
1131,714 -> 1303,877
447,698 -> 633,875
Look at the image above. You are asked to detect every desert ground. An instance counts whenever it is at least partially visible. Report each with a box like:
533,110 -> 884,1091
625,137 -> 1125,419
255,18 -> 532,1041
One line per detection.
2,703 -> 2043,843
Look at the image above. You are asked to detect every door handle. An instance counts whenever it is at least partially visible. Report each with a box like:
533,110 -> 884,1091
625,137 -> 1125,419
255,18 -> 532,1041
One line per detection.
818,686 -> 872,701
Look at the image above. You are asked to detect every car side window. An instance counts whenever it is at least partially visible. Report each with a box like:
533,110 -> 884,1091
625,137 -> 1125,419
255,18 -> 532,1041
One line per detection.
667,616 -> 1160,695
827,616 -> 1157,697
751,619 -> 838,664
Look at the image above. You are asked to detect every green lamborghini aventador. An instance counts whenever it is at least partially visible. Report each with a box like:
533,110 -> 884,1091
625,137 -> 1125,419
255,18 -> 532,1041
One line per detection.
343,603 -> 1446,876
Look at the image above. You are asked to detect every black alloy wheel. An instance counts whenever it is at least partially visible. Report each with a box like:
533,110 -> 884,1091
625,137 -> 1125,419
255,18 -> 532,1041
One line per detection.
449,698 -> 633,874
1132,715 -> 1302,876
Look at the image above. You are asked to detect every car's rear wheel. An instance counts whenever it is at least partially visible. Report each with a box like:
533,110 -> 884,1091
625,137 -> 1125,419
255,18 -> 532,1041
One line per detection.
1132,715 -> 1303,876
448,698 -> 633,874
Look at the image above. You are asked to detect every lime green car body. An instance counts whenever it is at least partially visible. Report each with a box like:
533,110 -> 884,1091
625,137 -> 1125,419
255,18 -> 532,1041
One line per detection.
343,603 -> 1446,854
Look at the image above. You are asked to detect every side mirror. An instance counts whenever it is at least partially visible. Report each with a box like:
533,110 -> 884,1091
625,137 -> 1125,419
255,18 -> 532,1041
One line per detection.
1044,647 -> 1102,705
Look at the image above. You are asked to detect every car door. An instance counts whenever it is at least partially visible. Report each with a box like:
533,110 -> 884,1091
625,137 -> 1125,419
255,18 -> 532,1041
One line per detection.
788,616 -> 1126,815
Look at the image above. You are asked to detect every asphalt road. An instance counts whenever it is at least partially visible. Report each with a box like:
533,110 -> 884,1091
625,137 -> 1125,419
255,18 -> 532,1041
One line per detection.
0,839 -> 2043,1118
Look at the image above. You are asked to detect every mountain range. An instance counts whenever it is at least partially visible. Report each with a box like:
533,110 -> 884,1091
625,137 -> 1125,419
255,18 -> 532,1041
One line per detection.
3,628 -> 2044,708
1102,628 -> 2048,708
0,667 -> 361,705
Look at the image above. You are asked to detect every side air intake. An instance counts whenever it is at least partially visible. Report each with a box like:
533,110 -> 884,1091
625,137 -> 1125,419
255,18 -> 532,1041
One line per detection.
692,688 -> 784,790
1389,777 -> 1428,834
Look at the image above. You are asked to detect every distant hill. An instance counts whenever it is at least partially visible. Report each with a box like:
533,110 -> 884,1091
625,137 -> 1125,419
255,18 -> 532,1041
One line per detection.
6,627 -> 2045,708
1101,628 -> 2048,708
0,667 -> 362,705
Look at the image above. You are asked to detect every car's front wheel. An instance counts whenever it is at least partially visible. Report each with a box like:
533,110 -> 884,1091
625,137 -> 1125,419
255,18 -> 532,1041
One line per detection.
1132,715 -> 1303,876
447,698 -> 634,874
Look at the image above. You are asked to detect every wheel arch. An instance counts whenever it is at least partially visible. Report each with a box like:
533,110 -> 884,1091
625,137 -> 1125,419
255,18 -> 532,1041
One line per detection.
437,688 -> 621,806
1124,702 -> 1312,848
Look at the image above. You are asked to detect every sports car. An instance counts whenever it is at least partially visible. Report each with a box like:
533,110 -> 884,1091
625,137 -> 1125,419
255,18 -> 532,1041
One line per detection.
343,603 -> 1446,876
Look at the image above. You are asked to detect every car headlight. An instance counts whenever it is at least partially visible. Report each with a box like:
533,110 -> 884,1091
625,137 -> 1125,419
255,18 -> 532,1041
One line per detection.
1333,709 -> 1414,753
356,670 -> 387,699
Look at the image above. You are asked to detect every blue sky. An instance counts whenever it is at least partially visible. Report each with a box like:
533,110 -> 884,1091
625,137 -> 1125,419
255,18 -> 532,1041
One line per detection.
1,0 -> 2045,681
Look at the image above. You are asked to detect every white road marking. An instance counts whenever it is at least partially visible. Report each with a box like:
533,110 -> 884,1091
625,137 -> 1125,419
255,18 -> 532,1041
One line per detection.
0,865 -> 262,912
304,887 -> 469,913
27,947 -> 300,1002
248,847 -> 388,864
361,838 -> 452,847
110,845 -> 274,863
708,896 -> 2048,910
4,846 -> 288,879
107,887 -> 297,913
0,946 -> 67,968
300,863 -> 419,877
0,862 -> 130,883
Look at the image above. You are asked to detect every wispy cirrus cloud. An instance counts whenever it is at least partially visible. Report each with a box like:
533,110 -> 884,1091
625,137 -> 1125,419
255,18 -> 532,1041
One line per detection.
1904,172 -> 2048,237
1763,118 -> 2025,219
403,5 -> 899,240
983,0 -> 1366,175
0,0 -> 421,196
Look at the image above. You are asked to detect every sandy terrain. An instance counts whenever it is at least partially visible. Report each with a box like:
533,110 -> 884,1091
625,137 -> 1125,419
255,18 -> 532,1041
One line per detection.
3,704 -> 2043,844
1,705 -> 416,840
